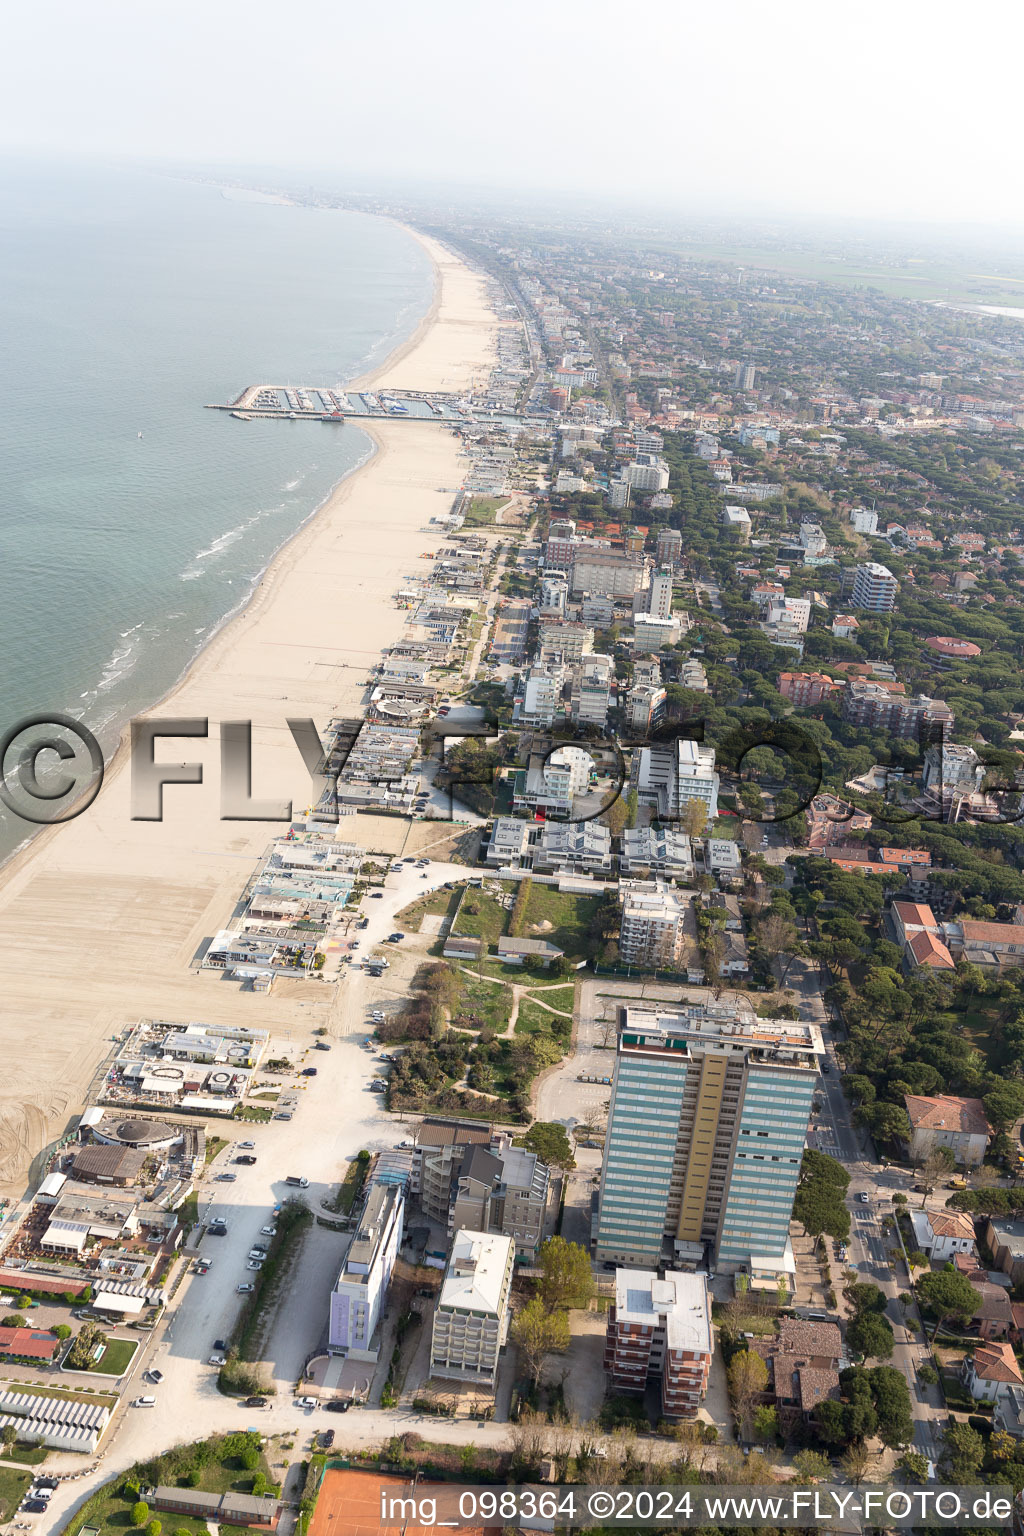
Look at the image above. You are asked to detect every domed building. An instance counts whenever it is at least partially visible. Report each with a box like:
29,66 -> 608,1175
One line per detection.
92,1115 -> 180,1150
925,635 -> 981,662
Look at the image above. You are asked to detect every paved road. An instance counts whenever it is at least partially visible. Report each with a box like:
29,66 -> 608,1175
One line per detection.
26,857 -> 492,1536
804,993 -> 948,1460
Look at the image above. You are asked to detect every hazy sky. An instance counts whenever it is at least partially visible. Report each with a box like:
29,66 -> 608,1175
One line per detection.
2,0 -> 1019,225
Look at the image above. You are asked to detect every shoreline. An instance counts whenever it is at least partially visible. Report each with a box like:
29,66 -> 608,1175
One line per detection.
0,218 -> 444,886
0,223 -> 501,1190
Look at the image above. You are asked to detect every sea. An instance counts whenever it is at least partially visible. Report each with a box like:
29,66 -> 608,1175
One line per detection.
0,159 -> 434,864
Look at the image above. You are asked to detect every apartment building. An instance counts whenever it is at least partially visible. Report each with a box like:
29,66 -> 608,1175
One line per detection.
484,818 -> 534,870
623,453 -> 670,493
430,1231 -> 514,1387
633,614 -> 680,653
944,918 -> 1024,972
761,597 -> 811,635
412,1119 -> 496,1219
799,523 -> 827,558
519,666 -> 564,727
537,619 -> 593,664
625,680 -> 667,733
656,528 -> 683,566
594,1006 -> 822,1274
449,1144 -> 550,1259
604,474 -> 632,510
721,506 -> 752,541
620,827 -> 694,881
618,880 -> 697,969
922,742 -> 984,792
544,519 -> 577,570
533,819 -> 613,876
512,746 -> 594,817
634,739 -> 719,824
327,1182 -> 404,1361
778,672 -> 837,707
569,542 -> 645,597
570,653 -> 614,727
841,680 -> 954,740
905,1094 -> 992,1167
849,507 -> 878,535
635,567 -> 674,619
604,1268 -> 713,1419
538,576 -> 568,616
850,561 -> 898,613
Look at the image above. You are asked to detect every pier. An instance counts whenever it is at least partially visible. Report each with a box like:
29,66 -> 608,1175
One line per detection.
206,384 -> 521,426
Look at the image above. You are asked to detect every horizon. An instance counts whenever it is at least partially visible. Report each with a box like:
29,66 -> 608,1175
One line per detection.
2,0 -> 1021,230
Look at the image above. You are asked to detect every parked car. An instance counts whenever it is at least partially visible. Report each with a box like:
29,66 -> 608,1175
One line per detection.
208,1222 -> 228,1236
247,1260 -> 263,1271
245,1396 -> 268,1408
237,1283 -> 254,1294
23,1501 -> 49,1512
215,1173 -> 237,1183
295,1395 -> 317,1409
208,1353 -> 227,1366
325,1399 -> 351,1413
369,892 -> 383,899
145,1369 -> 164,1384
260,1225 -> 277,1237
314,1042 -> 331,1051
234,1154 -> 257,1165
318,1430 -> 335,1448
132,1397 -> 157,1408
301,1067 -> 318,1077
213,1339 -> 227,1351
239,1140 -> 256,1149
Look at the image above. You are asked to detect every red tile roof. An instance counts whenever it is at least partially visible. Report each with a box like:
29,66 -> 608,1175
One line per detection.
905,1094 -> 991,1136
894,901 -> 938,929
972,1341 -> 1023,1384
0,1327 -> 59,1359
908,931 -> 955,969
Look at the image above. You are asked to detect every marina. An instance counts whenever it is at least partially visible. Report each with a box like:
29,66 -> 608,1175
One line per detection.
207,384 -> 513,424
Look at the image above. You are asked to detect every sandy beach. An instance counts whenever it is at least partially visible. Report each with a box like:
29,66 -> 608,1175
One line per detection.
0,229 -> 501,1192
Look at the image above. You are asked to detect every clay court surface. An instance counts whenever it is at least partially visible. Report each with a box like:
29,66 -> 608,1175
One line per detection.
308,1470 -> 497,1536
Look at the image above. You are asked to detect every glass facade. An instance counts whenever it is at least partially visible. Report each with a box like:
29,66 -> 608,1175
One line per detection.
595,1054 -> 689,1263
716,1068 -> 815,1264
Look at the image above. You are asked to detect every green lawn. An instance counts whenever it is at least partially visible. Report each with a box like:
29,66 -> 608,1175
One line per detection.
0,1468 -> 31,1522
64,1434 -> 275,1536
396,887 -> 461,928
450,885 -> 514,944
520,885 -> 603,959
462,496 -> 506,527
329,1158 -> 368,1216
5,1439 -> 50,1465
89,1337 -> 139,1376
524,983 -> 575,1011
452,972 -> 514,1033
514,999 -> 572,1041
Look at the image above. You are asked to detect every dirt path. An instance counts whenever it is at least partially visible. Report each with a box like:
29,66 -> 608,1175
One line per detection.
453,966 -> 574,1040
